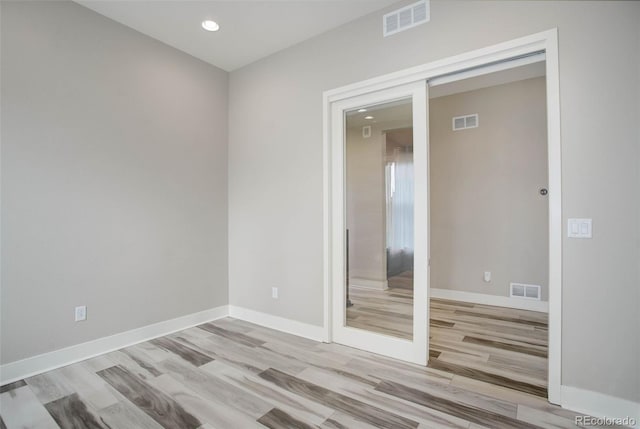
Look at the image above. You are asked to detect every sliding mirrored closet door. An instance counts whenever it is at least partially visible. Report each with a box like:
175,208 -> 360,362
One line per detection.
330,81 -> 429,365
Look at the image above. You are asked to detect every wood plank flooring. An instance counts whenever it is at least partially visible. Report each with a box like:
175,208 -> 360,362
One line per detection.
431,298 -> 548,398
347,286 -> 415,339
347,281 -> 549,397
0,316 -> 596,429
346,271 -> 416,337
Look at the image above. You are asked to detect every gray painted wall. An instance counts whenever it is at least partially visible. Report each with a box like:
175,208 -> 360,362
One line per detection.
430,77 -> 549,301
1,1 -> 229,364
228,1 -> 640,403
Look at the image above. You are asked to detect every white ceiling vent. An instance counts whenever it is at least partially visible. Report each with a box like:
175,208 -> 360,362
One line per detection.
510,283 -> 541,301
383,0 -> 430,37
452,114 -> 479,131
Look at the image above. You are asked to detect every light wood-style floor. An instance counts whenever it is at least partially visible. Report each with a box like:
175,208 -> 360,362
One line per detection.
1,316 -> 593,429
347,285 -> 415,338
347,282 -> 548,398
430,298 -> 548,398
346,271 -> 416,337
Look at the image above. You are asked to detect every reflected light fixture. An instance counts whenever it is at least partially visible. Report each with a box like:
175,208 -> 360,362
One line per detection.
202,20 -> 220,32
358,108 -> 367,112
365,116 -> 374,120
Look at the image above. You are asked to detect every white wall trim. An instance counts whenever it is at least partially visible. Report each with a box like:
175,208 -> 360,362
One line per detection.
350,278 -> 389,290
1,304 -> 328,386
430,288 -> 549,313
561,386 -> 640,429
0,305 -> 229,386
228,305 -> 325,342
322,85 -> 332,345
324,30 -> 553,103
543,27 -> 563,406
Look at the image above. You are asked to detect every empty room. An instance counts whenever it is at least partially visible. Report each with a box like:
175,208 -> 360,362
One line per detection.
1,1 -> 639,428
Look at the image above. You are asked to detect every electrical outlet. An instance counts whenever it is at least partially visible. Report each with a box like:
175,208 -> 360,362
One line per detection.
75,305 -> 87,322
272,287 -> 278,299
483,272 -> 491,283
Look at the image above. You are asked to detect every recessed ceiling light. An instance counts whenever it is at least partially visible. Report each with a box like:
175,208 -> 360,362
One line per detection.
358,109 -> 367,113
202,20 -> 220,32
365,116 -> 374,120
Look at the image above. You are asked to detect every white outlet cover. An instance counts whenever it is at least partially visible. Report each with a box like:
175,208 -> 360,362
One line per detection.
75,305 -> 87,322
271,287 -> 278,299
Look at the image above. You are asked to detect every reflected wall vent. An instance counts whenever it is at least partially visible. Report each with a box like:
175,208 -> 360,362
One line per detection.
452,114 -> 479,131
383,0 -> 430,37
510,283 -> 541,301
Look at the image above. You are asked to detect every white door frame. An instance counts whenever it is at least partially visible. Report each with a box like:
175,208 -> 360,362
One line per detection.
330,81 -> 429,365
323,28 -> 562,404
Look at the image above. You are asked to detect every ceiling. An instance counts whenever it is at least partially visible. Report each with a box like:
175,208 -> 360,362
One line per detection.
75,0 -> 399,72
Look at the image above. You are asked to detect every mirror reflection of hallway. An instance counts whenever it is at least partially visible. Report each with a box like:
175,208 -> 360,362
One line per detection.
345,99 -> 415,339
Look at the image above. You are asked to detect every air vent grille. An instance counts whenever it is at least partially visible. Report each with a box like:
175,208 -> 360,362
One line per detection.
413,2 -> 428,22
383,0 -> 430,37
452,114 -> 479,131
385,14 -> 398,34
510,283 -> 541,301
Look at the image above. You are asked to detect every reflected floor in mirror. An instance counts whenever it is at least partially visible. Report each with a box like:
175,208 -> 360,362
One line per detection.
347,272 -> 415,339
346,274 -> 548,398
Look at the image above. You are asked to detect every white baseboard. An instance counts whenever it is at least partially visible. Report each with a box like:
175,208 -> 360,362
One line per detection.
228,305 -> 326,342
0,305 -> 229,386
3,302 -> 637,429
430,288 -> 549,313
561,385 -> 639,428
1,304 -> 325,386
350,277 -> 388,290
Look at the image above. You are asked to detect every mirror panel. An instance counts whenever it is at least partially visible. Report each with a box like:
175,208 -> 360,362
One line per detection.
345,98 -> 414,339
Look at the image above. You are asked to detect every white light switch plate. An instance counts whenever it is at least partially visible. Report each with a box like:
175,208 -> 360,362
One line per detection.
568,218 -> 592,238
